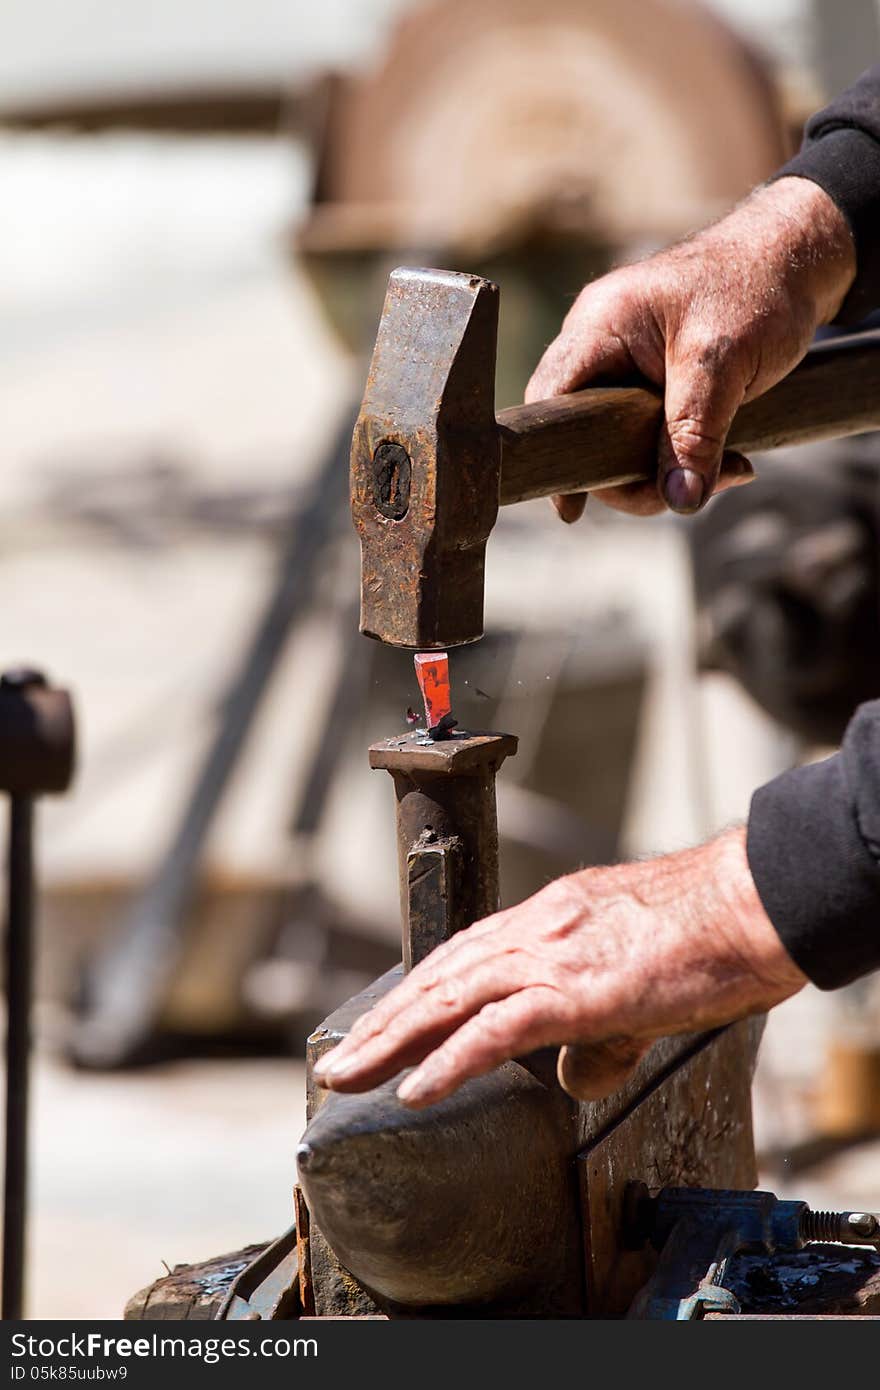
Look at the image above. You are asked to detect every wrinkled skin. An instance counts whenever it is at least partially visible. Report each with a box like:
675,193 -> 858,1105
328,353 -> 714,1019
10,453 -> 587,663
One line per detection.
315,829 -> 806,1107
316,176 -> 854,1109
527,177 -> 856,519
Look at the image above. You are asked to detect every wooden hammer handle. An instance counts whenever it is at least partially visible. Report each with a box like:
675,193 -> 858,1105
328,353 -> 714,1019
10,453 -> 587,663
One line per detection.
497,329 -> 880,506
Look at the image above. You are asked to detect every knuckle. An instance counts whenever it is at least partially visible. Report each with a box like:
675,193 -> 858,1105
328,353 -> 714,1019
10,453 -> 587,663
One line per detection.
569,273 -> 633,328
682,331 -> 737,371
527,983 -> 568,1026
475,999 -> 524,1048
666,416 -> 724,462
351,1005 -> 389,1038
426,976 -> 463,1012
541,987 -> 579,1033
478,1001 -> 507,1035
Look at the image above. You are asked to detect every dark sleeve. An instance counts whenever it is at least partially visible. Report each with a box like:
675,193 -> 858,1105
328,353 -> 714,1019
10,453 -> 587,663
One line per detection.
772,64 -> 880,323
747,700 -> 880,989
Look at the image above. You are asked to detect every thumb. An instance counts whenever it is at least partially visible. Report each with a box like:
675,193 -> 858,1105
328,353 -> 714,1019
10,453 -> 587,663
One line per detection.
659,342 -> 747,514
556,1037 -> 649,1101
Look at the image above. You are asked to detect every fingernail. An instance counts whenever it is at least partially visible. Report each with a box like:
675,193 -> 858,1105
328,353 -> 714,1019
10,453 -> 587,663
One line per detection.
663,467 -> 706,514
396,1071 -> 429,1104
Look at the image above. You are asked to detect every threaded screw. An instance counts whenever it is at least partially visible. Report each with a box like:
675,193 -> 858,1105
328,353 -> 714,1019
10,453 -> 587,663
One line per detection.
800,1208 -> 880,1248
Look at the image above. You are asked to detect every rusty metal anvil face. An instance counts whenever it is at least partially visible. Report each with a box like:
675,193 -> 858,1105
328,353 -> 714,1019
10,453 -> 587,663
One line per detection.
351,267 -> 500,650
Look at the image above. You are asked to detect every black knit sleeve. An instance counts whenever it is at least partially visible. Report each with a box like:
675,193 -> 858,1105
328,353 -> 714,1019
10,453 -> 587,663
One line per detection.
747,700 -> 880,989
772,64 -> 880,323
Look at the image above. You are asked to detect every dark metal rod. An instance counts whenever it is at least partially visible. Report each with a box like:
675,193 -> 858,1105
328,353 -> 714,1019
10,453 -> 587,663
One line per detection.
3,796 -> 34,1321
369,734 -> 517,967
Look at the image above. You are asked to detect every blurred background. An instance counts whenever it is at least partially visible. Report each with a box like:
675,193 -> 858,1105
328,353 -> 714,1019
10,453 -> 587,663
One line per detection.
2,0 -> 880,1318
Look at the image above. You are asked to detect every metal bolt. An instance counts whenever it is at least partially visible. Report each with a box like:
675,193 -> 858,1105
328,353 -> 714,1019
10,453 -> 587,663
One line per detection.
800,1207 -> 880,1248
847,1212 -> 879,1240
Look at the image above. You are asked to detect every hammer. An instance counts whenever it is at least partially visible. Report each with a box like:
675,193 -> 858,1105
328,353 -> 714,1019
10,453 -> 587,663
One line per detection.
352,267 -> 880,650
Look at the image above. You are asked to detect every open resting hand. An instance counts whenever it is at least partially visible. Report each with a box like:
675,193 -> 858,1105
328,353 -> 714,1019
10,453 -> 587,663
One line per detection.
314,827 -> 806,1108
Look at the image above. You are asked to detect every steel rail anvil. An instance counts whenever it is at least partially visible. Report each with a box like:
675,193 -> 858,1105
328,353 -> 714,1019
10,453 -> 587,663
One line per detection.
351,267 -> 880,650
295,652 -> 762,1317
296,703 -> 762,1316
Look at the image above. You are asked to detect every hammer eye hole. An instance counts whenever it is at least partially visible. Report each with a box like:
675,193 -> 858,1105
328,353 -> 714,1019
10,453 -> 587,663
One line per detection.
372,442 -> 412,521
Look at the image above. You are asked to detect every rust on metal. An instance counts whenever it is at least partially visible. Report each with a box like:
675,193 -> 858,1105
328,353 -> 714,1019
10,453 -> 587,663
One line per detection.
405,829 -> 461,971
369,729 -> 516,775
216,1225 -> 301,1321
369,730 -> 517,964
352,265 -> 880,652
577,1022 -> 758,1317
294,1185 -> 315,1317
124,1244 -> 269,1320
350,267 -> 501,651
371,441 -> 412,521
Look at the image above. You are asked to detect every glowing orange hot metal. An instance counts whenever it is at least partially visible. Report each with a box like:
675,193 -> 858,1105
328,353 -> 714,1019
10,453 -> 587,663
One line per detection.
414,652 -> 452,730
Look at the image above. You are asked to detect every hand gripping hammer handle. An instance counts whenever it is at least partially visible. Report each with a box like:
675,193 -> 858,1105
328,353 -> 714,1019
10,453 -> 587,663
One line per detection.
497,329 -> 880,505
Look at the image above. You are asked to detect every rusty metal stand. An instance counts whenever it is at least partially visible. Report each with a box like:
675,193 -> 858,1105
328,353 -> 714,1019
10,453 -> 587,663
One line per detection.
0,670 -> 75,1319
3,794 -> 33,1321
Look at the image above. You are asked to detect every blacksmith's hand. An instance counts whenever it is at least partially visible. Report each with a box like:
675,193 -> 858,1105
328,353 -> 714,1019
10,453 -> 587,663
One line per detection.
526,178 -> 856,522
313,826 -> 806,1107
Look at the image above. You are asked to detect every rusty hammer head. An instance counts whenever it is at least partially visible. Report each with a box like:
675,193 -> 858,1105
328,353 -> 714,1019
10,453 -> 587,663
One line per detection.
351,267 -> 500,649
